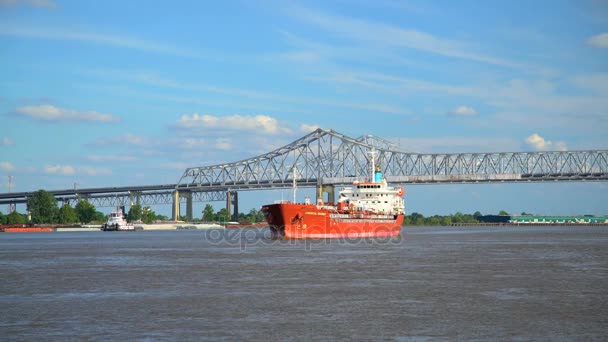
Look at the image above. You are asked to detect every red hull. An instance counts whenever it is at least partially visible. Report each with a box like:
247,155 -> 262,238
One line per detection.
261,203 -> 403,239
2,227 -> 54,233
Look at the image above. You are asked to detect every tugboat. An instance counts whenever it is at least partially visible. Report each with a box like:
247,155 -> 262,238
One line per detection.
261,151 -> 405,239
103,209 -> 135,231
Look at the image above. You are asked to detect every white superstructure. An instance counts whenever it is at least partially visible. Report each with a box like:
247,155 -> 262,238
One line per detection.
337,164 -> 405,215
103,209 -> 135,231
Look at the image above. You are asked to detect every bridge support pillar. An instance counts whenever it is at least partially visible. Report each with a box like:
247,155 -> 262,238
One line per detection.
172,190 -> 180,221
316,184 -> 335,205
225,191 -> 239,222
129,191 -> 141,207
184,191 -> 193,222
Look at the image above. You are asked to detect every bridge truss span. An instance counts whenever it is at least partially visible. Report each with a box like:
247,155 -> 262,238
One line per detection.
57,190 -> 227,208
377,150 -> 608,184
177,129 -> 608,190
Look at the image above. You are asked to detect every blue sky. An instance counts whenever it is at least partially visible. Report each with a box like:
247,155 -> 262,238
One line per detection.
1,0 -> 607,216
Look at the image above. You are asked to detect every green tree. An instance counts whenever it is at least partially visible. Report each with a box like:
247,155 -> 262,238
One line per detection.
128,204 -> 142,222
217,208 -> 230,222
498,210 -> 509,216
245,208 -> 258,223
58,204 -> 79,224
141,206 -> 156,224
27,190 -> 59,223
0,211 -> 5,224
427,216 -> 440,226
473,211 -> 482,219
6,211 -> 26,224
440,216 -> 452,226
75,200 -> 96,223
463,214 -> 476,223
410,212 -> 424,225
93,211 -> 107,223
202,204 -> 215,222
255,210 -> 265,223
452,212 -> 464,223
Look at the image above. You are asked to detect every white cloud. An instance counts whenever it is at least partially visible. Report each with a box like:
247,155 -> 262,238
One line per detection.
571,73 -> 608,95
287,5 -> 520,68
77,67 -> 408,115
586,33 -> 608,48
179,138 -> 206,150
91,133 -> 147,147
15,104 -> 120,123
175,114 -> 292,135
300,124 -> 320,132
0,0 -> 56,8
1,137 -> 14,146
160,162 -> 191,170
449,105 -> 478,117
43,164 -> 111,176
0,24 -> 206,58
44,164 -> 75,175
0,161 -> 16,171
215,138 -> 232,150
391,136 -> 519,153
525,133 -> 567,151
79,166 -> 112,176
87,155 -> 138,162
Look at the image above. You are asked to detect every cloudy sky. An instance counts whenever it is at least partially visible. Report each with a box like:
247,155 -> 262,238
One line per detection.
1,0 -> 607,216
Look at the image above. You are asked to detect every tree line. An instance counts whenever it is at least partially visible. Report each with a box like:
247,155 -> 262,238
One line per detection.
404,210 -> 510,226
125,204 -> 168,223
200,204 -> 265,223
0,190 -> 165,225
0,190 -> 265,225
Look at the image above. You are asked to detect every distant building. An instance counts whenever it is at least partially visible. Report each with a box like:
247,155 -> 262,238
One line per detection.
478,215 -> 608,224
477,215 -> 511,223
509,215 -> 608,224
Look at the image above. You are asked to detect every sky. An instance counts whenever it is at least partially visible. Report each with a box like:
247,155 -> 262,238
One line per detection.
1,0 -> 607,217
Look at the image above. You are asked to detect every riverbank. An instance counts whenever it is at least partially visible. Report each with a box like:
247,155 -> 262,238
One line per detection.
0,223 -> 226,232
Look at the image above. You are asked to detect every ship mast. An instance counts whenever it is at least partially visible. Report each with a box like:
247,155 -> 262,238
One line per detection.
292,166 -> 298,203
368,149 -> 377,183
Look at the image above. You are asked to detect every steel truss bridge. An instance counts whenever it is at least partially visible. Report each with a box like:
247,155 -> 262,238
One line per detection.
1,129 -> 607,220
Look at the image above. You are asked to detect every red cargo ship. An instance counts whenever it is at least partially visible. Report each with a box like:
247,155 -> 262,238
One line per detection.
261,155 -> 405,239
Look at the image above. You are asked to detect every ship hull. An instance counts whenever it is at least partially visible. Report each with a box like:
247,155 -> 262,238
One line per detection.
1,227 -> 54,233
261,203 -> 403,239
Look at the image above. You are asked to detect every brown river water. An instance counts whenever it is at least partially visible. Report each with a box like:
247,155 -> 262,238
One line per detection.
1,226 -> 607,341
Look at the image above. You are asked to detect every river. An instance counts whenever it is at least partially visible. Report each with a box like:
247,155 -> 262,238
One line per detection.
1,226 -> 607,341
